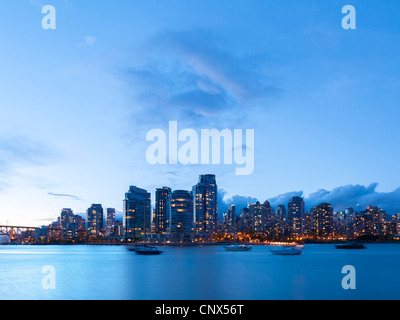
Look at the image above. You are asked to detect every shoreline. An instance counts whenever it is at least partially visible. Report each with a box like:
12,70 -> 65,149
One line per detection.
2,240 -> 400,246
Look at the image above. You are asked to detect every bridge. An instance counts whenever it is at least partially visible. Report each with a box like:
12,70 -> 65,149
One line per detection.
0,225 -> 39,242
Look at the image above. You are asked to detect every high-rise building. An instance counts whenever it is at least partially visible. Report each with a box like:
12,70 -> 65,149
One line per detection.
303,212 -> 312,236
310,203 -> 334,238
288,196 -> 305,237
154,187 -> 171,234
263,200 -> 273,233
223,205 -> 236,234
249,201 -> 268,234
87,204 -> 104,238
192,174 -> 218,237
66,214 -> 85,240
170,190 -> 193,237
124,186 -> 151,240
47,219 -> 62,241
362,206 -> 385,236
106,208 -> 116,230
60,208 -> 74,239
275,205 -> 287,229
344,207 -> 355,239
238,207 -> 251,233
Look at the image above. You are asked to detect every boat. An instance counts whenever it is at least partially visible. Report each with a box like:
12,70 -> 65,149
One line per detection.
335,243 -> 365,250
128,245 -> 163,255
224,244 -> 252,251
269,244 -> 303,255
223,221 -> 252,251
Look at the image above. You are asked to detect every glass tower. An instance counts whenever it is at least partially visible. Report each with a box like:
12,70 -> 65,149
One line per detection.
124,186 -> 151,240
288,196 -> 305,237
154,187 -> 172,234
170,190 -> 193,237
87,204 -> 104,238
192,174 -> 218,238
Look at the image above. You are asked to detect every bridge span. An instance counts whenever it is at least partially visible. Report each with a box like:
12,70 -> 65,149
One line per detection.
0,225 -> 39,242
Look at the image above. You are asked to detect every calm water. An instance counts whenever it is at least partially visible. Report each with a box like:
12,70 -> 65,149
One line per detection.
0,244 -> 399,300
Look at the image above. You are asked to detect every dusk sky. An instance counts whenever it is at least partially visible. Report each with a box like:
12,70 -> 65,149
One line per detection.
1,0 -> 400,226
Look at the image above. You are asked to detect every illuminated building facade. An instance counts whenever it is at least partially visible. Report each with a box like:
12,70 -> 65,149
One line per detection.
192,174 -> 218,238
60,208 -> 74,239
288,196 -> 305,237
87,204 -> 104,238
310,203 -> 334,238
124,186 -> 151,240
154,187 -> 171,234
106,208 -> 116,230
223,205 -> 236,234
249,201 -> 268,234
170,190 -> 193,237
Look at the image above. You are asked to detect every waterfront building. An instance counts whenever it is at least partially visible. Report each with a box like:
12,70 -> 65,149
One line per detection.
287,196 -> 305,237
363,206 -> 385,236
310,203 -> 334,239
223,205 -> 236,234
170,190 -> 193,239
68,214 -> 86,240
87,204 -> 104,238
273,204 -> 287,239
303,212 -> 312,236
107,220 -> 124,240
124,186 -> 151,240
60,208 -> 74,240
106,208 -> 116,230
238,207 -> 252,233
249,201 -> 269,234
47,219 -> 62,241
263,201 -> 273,232
192,174 -> 218,238
344,207 -> 355,239
154,187 -> 172,234
35,226 -> 48,243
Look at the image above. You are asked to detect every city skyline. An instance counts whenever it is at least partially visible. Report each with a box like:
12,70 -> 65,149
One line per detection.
2,175 -> 400,229
7,173 -> 398,244
1,1 -> 400,228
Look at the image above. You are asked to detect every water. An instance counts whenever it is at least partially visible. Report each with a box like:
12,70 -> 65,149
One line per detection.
0,244 -> 399,300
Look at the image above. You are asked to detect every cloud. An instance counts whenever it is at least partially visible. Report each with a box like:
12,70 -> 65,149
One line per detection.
48,193 -> 81,200
268,191 -> 304,208
84,36 -> 96,46
0,136 -> 56,190
218,189 -> 258,216
304,183 -> 400,214
120,29 -> 279,130
218,183 -> 400,216
0,136 -> 52,168
0,136 -> 54,171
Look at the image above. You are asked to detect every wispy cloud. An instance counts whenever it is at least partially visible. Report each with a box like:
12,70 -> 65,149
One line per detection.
120,29 -> 279,131
84,36 -> 96,46
48,192 -> 81,201
0,136 -> 51,168
0,135 -> 56,190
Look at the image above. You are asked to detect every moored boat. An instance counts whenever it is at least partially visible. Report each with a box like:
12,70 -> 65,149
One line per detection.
128,245 -> 163,255
269,245 -> 303,255
335,243 -> 365,250
224,244 -> 252,251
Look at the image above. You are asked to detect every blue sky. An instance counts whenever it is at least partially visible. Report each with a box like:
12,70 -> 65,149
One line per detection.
0,0 -> 400,226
